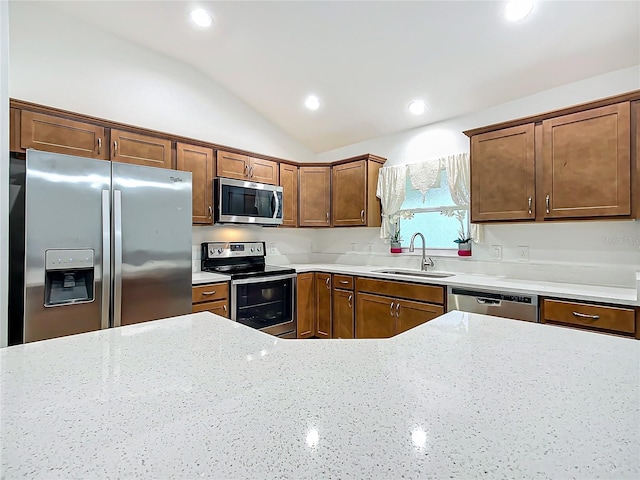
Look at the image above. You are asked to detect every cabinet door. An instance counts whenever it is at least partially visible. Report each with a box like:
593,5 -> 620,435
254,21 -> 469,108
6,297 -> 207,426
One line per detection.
395,299 -> 443,335
279,163 -> 298,227
250,157 -> 279,185
332,160 -> 367,226
355,293 -> 395,339
296,273 -> 315,339
542,102 -> 631,218
177,143 -> 214,224
299,167 -> 331,227
10,108 -> 22,153
111,129 -> 172,169
315,273 -> 332,338
21,110 -> 107,160
216,150 -> 249,180
333,289 -> 354,339
192,300 -> 229,318
471,124 -> 535,222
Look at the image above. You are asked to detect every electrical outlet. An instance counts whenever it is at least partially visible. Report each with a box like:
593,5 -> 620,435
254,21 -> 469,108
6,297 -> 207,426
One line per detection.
269,243 -> 276,254
517,245 -> 530,262
367,243 -> 374,253
491,245 -> 502,261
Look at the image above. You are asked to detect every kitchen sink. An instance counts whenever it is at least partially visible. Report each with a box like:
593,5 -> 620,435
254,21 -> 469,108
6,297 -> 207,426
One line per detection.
373,269 -> 454,278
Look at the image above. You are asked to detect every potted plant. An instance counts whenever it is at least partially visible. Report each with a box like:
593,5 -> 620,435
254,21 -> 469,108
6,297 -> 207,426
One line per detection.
389,226 -> 402,253
441,208 -> 473,256
454,234 -> 472,256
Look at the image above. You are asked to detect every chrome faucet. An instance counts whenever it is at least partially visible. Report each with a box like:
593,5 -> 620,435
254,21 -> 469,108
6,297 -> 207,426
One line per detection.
409,232 -> 434,271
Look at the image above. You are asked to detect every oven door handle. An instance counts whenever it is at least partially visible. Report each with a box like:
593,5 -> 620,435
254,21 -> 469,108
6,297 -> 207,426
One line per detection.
231,273 -> 298,286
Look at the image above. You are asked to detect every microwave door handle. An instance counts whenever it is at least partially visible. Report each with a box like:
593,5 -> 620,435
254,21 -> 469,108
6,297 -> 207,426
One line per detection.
272,190 -> 280,219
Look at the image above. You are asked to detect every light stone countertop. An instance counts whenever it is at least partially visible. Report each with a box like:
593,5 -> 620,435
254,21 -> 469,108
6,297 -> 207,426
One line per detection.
289,263 -> 639,306
192,271 -> 231,285
1,311 -> 638,479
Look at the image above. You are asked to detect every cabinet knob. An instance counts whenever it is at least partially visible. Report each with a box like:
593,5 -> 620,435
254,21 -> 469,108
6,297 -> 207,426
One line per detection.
390,301 -> 395,316
395,302 -> 400,317
360,209 -> 365,223
113,140 -> 118,158
348,294 -> 352,308
97,138 -> 102,155
572,311 -> 599,320
545,194 -> 550,214
208,205 -> 213,218
325,277 -> 330,289
527,197 -> 532,216
326,212 -> 330,223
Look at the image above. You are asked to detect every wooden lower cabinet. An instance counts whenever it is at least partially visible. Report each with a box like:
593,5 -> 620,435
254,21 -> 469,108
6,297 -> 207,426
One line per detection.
296,273 -> 315,339
396,299 -> 444,334
192,282 -> 229,318
315,273 -> 332,338
355,293 -> 396,338
333,289 -> 354,339
541,298 -> 635,335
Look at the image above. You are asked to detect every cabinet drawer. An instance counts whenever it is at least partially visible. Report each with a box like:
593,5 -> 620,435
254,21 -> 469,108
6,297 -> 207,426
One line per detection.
543,299 -> 635,334
356,277 -> 444,304
192,283 -> 229,303
333,274 -> 354,290
192,300 -> 229,318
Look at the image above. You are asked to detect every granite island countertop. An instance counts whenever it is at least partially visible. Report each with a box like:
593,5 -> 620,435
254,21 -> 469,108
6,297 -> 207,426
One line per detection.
1,311 -> 638,479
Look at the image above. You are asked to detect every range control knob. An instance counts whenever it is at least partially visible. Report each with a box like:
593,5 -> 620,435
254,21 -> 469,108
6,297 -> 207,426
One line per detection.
256,245 -> 262,252
217,248 -> 224,254
250,248 -> 255,253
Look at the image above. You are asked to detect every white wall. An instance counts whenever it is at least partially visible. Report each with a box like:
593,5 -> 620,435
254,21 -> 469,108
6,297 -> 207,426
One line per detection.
315,66 -> 640,287
8,2 -> 314,163
1,1 -> 9,347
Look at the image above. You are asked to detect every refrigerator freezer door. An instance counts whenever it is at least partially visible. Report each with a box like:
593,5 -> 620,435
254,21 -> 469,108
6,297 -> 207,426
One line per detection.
24,150 -> 111,342
112,163 -> 192,326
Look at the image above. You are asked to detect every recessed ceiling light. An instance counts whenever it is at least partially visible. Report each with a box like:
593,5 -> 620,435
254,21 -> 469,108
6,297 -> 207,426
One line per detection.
408,100 -> 427,115
504,0 -> 534,22
304,95 -> 320,111
190,8 -> 213,28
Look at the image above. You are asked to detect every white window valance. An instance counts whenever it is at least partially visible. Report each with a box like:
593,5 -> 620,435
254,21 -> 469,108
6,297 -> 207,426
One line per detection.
376,153 -> 484,244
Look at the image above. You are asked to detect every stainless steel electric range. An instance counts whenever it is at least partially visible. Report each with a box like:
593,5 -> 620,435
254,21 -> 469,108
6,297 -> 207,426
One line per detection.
201,242 -> 297,338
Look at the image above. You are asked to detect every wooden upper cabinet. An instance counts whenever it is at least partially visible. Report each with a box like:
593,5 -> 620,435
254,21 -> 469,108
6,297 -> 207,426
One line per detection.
250,157 -> 278,184
299,166 -> 331,227
315,273 -> 332,338
20,111 -> 108,160
332,156 -> 383,227
176,142 -> 214,224
279,163 -> 298,227
542,102 -> 631,218
333,288 -> 354,339
296,272 -> 315,339
471,123 -> 536,222
217,150 -> 250,179
111,129 -> 172,169
216,150 -> 278,184
332,160 -> 366,226
634,101 -> 640,219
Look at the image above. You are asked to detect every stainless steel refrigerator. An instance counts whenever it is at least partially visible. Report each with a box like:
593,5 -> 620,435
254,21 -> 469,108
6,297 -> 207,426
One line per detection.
8,149 -> 193,344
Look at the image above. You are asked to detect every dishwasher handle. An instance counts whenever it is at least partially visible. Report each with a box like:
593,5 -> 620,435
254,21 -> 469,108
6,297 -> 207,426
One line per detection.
476,297 -> 501,306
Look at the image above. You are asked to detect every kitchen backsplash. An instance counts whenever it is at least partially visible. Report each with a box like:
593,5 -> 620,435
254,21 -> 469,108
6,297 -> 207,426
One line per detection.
192,220 -> 639,288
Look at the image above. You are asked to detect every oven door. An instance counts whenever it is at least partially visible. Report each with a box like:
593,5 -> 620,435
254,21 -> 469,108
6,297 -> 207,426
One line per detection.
231,274 -> 296,337
215,177 -> 283,225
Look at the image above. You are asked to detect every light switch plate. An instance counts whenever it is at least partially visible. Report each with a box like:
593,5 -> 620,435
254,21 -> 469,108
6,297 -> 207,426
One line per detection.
491,245 -> 502,261
517,245 -> 530,262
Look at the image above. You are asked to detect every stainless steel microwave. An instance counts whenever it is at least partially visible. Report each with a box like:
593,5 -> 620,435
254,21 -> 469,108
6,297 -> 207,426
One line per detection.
214,177 -> 283,225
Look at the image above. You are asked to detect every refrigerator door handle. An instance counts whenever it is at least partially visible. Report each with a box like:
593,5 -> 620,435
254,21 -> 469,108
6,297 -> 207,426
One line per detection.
101,190 -> 111,329
113,190 -> 123,327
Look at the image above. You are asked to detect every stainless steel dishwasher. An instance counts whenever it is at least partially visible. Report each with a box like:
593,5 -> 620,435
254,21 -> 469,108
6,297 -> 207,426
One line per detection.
447,287 -> 539,322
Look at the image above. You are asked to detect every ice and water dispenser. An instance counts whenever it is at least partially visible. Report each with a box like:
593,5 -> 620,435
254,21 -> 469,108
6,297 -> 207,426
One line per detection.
44,249 -> 95,306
